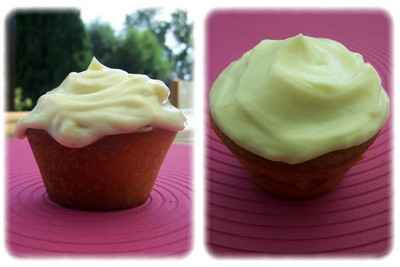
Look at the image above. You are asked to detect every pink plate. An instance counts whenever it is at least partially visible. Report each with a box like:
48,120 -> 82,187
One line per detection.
7,139 -> 192,257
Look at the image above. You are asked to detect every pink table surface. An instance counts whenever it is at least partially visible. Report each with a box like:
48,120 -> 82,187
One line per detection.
206,10 -> 392,256
7,138 -> 192,257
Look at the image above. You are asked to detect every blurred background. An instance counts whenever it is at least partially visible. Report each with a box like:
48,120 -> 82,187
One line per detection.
6,8 -> 193,143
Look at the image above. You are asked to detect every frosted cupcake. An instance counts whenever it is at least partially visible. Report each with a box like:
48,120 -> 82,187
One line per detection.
15,58 -> 186,210
209,34 -> 389,199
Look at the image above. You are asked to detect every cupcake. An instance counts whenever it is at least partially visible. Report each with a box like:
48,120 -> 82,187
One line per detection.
209,34 -> 389,199
15,58 -> 186,210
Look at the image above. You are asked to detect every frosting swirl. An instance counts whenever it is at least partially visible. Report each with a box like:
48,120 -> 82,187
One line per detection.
210,34 -> 389,164
15,58 -> 186,148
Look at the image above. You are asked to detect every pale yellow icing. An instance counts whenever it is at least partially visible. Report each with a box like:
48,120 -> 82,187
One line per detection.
210,34 -> 389,164
15,57 -> 186,148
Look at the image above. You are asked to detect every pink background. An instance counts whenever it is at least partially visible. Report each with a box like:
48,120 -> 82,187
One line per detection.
206,10 -> 392,256
7,139 -> 192,256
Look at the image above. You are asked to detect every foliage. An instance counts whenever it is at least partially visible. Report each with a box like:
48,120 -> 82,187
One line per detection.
11,10 -> 92,110
125,8 -> 193,80
87,20 -> 117,66
87,21 -> 171,81
9,9 -> 192,111
111,28 -> 172,81
170,10 -> 193,80
14,87 -> 33,111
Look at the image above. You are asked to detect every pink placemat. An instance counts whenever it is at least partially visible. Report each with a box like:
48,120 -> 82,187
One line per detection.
7,138 -> 192,256
206,10 -> 392,256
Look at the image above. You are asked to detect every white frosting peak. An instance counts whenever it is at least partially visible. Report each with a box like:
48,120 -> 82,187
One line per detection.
87,57 -> 104,71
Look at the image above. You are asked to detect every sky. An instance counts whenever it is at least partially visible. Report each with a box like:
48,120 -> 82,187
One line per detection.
80,7 -> 176,33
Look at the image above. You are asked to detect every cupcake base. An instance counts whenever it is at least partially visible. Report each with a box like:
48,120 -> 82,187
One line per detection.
211,118 -> 378,200
26,128 -> 176,211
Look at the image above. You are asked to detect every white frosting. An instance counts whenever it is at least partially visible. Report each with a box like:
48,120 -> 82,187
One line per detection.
210,34 -> 389,164
15,58 -> 186,147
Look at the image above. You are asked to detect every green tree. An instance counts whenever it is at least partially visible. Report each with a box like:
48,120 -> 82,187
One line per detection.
125,9 -> 193,80
87,20 -> 117,66
13,87 -> 32,111
125,8 -> 173,60
88,19 -> 171,81
8,10 -> 92,110
170,10 -> 193,80
110,28 -> 171,81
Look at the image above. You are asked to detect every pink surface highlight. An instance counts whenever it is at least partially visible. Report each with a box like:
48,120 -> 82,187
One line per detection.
7,138 -> 192,256
206,10 -> 392,256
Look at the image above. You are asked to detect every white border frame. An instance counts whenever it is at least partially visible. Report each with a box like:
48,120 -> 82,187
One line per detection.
0,0 -> 398,266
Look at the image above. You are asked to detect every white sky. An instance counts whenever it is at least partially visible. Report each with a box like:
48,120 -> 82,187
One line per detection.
80,7 -> 177,33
